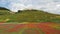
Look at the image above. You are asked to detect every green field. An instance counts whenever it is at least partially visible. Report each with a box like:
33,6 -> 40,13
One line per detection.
0,8 -> 60,23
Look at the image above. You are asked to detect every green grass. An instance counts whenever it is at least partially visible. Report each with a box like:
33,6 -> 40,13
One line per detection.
0,9 -> 60,23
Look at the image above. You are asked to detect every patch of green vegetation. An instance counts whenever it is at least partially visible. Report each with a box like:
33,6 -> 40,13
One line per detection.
0,8 -> 60,23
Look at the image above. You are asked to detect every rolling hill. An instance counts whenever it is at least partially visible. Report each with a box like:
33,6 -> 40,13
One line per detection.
0,8 -> 60,23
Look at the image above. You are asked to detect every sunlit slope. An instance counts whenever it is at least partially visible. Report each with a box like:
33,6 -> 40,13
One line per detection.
0,9 -> 60,23
8,10 -> 60,23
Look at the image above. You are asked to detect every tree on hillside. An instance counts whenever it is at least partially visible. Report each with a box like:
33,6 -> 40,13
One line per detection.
17,10 -> 22,13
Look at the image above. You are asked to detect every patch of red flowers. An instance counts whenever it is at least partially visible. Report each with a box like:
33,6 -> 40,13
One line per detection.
0,22 -> 60,34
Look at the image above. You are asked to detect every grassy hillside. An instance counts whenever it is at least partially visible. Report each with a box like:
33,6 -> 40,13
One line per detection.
0,9 -> 60,23
0,7 -> 10,15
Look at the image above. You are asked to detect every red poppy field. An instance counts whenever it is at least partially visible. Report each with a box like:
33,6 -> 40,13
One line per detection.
0,22 -> 60,34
